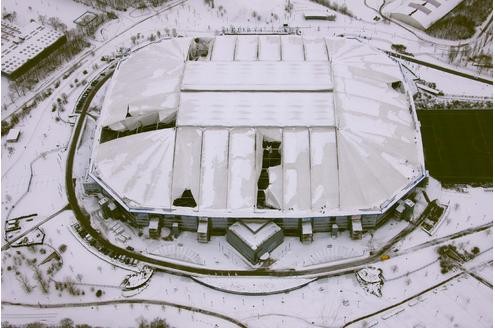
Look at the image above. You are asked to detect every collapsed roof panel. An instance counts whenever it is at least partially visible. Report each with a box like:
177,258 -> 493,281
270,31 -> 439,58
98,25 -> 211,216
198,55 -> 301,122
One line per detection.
171,127 -> 202,209
100,38 -> 191,130
92,129 -> 175,209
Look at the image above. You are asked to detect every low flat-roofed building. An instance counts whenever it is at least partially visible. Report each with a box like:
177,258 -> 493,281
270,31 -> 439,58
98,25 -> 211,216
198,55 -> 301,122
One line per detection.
303,10 -> 336,21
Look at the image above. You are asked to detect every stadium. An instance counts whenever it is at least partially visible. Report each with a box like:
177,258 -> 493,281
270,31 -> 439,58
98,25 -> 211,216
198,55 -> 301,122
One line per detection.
87,35 -> 426,239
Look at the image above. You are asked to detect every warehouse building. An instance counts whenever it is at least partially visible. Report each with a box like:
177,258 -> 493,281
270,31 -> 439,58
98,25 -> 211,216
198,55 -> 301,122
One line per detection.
1,22 -> 66,78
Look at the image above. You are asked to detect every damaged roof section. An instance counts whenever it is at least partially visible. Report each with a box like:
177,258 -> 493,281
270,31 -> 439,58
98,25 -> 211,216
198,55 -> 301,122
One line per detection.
91,36 -> 425,218
91,129 -> 175,209
100,38 -> 191,131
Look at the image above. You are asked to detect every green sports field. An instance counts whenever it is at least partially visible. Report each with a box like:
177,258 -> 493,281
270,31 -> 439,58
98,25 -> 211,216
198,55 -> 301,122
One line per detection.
417,110 -> 492,185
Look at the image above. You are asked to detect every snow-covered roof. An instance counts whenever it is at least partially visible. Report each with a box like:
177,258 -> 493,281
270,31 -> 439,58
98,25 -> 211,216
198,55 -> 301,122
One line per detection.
234,35 -> 259,61
283,128 -> 311,212
281,36 -> 305,61
383,0 -> 463,30
92,129 -> 175,209
199,129 -> 229,210
181,61 -> 333,91
178,92 -> 335,127
210,35 -> 236,60
100,38 -> 191,130
1,22 -> 65,76
6,128 -> 20,142
91,36 -> 426,219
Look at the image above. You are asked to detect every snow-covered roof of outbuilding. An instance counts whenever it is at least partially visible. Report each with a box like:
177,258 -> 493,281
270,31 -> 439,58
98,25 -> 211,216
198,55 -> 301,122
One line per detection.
383,0 -> 463,30
90,36 -> 426,219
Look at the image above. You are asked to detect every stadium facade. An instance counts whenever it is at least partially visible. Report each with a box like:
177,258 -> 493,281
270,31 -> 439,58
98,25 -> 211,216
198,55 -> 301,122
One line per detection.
88,35 -> 426,236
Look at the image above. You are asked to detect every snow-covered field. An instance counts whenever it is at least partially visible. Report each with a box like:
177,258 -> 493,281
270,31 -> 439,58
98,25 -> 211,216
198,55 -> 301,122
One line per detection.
348,273 -> 493,328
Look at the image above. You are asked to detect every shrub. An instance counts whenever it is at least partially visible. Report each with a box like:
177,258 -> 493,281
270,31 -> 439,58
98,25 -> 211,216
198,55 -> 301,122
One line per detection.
58,244 -> 67,253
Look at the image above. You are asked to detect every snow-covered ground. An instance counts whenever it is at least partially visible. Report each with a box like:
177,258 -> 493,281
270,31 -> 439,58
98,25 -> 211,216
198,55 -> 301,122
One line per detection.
2,0 -> 95,29
1,303 -> 240,328
348,273 -> 493,328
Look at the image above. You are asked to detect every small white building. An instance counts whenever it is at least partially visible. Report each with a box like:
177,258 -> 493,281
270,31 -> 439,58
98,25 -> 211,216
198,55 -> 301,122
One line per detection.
6,128 -> 20,142
303,10 -> 336,21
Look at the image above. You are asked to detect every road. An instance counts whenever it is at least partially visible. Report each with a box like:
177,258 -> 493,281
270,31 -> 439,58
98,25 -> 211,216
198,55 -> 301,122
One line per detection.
2,299 -> 247,328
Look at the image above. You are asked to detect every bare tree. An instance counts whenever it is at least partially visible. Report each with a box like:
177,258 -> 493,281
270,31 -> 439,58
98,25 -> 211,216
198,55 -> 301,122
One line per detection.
32,265 -> 49,293
16,273 -> 33,293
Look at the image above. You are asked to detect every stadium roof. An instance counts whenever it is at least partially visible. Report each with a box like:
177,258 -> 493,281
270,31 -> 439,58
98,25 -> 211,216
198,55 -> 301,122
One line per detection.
90,36 -> 426,218
383,0 -> 463,30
